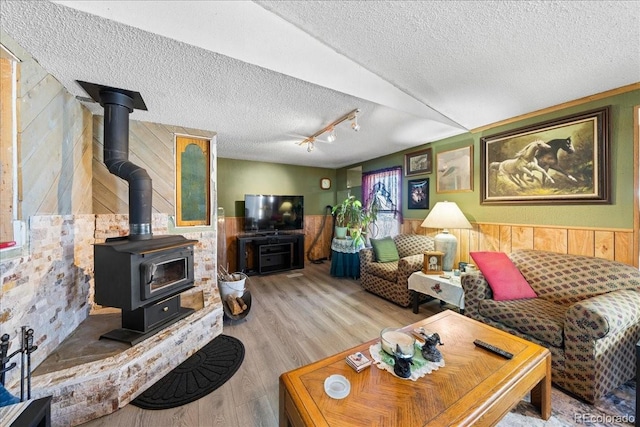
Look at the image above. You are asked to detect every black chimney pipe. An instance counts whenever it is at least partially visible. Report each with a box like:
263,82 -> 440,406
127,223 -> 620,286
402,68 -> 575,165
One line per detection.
99,89 -> 152,240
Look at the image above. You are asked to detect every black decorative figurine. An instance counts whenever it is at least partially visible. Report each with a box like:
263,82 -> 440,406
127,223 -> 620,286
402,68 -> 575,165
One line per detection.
421,332 -> 444,363
392,344 -> 413,378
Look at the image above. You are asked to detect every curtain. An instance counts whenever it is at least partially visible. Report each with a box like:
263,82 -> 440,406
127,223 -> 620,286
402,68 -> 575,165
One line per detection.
362,166 -> 402,240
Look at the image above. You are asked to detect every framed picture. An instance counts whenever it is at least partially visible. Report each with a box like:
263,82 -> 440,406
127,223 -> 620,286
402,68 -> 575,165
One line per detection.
408,178 -> 429,209
176,135 -> 212,226
480,107 -> 610,205
404,148 -> 432,176
436,145 -> 473,193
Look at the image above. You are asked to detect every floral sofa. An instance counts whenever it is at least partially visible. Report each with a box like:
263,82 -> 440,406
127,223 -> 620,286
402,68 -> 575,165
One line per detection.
359,234 -> 434,307
461,249 -> 640,403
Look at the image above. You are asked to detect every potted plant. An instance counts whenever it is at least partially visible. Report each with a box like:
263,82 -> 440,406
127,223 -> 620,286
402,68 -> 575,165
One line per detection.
350,197 -> 379,247
332,196 -> 360,239
332,196 -> 379,246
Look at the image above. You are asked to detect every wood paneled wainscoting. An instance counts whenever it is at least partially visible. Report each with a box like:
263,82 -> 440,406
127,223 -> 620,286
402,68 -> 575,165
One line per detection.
402,220 -> 636,268
222,217 -> 636,273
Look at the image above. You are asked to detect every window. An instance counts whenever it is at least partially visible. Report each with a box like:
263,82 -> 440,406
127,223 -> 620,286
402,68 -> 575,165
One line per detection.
362,166 -> 402,239
0,45 -> 21,251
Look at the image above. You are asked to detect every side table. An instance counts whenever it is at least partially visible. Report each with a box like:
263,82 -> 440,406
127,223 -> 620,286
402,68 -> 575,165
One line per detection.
408,271 -> 465,314
330,237 -> 364,279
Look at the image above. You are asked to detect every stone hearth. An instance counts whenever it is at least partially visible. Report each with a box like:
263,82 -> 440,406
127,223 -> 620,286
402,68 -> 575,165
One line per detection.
0,213 -> 222,426
30,299 -> 222,426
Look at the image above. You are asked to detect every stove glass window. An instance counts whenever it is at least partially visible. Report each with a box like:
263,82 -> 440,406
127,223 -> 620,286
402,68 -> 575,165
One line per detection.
145,257 -> 187,294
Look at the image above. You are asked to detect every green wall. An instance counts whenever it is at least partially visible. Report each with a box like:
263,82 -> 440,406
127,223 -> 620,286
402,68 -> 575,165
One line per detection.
337,90 -> 639,229
217,159 -> 336,216
218,90 -> 638,229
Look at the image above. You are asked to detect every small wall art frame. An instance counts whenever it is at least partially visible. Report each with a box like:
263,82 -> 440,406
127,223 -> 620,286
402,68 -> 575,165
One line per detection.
436,145 -> 473,193
407,178 -> 429,209
175,135 -> 212,226
404,148 -> 432,176
480,107 -> 610,205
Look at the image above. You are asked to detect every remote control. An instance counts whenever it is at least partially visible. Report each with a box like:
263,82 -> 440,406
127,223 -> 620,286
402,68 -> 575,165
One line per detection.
473,339 -> 513,359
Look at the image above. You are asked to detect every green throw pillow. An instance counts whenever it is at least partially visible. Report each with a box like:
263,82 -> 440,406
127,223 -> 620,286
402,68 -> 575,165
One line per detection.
370,237 -> 399,263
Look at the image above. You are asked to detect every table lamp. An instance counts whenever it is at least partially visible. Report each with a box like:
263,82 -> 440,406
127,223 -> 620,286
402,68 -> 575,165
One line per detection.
420,201 -> 472,271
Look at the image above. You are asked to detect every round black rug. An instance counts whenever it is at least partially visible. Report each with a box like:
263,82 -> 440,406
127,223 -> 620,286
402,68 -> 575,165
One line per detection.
131,334 -> 244,410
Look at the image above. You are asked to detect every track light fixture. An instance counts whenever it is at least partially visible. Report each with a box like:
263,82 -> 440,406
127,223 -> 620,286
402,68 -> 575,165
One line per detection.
351,115 -> 360,132
326,127 -> 337,143
299,108 -> 360,152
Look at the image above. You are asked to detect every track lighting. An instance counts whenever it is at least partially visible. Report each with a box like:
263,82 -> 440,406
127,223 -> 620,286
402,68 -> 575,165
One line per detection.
351,116 -> 360,132
299,108 -> 360,152
326,127 -> 337,143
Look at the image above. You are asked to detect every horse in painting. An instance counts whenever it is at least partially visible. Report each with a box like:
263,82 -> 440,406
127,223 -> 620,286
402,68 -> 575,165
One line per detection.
491,140 -> 553,187
534,137 -> 577,184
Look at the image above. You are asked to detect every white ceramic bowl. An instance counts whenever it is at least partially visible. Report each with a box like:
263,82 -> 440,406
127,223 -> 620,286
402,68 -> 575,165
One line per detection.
380,327 -> 415,358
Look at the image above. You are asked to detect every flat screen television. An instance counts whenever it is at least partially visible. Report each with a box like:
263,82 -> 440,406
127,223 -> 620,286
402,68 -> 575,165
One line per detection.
244,194 -> 304,233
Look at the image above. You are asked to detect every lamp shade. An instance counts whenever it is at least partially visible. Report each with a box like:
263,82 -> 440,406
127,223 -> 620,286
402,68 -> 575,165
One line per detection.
421,201 -> 471,271
420,201 -> 472,230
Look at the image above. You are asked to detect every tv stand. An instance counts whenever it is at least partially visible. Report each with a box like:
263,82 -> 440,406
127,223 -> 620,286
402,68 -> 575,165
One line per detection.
237,234 -> 304,275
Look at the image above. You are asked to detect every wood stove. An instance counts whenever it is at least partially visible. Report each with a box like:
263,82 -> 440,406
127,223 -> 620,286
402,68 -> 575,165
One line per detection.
94,235 -> 197,344
78,81 -> 200,345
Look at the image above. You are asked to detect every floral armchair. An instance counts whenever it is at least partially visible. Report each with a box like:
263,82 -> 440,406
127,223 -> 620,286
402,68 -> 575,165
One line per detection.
359,234 -> 434,307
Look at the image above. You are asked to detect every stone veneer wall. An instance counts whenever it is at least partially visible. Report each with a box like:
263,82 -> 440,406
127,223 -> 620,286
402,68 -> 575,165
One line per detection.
0,215 -> 95,388
92,213 -> 218,306
0,213 -> 223,425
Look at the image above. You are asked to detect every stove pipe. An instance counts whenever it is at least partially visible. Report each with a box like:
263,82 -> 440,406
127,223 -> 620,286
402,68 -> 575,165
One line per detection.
99,89 -> 152,240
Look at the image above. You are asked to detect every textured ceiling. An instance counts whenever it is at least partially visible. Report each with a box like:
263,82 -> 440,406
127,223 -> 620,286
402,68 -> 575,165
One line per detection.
1,1 -> 638,168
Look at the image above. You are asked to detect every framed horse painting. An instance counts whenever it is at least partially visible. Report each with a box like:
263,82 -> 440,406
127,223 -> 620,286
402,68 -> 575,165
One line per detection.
480,107 -> 610,205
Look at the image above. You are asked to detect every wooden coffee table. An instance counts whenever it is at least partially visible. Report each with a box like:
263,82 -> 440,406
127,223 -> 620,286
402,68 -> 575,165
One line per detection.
279,311 -> 551,426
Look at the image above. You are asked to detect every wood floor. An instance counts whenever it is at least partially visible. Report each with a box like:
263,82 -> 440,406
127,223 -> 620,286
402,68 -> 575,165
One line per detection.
81,262 -> 448,427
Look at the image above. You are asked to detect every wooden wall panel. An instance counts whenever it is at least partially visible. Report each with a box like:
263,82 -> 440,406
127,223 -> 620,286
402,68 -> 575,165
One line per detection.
457,228 -> 471,263
92,160 -> 129,212
222,217 -> 242,272
222,219 -> 637,269
614,231 -> 634,265
17,58 -> 93,218
18,74 -> 62,130
478,224 -> 500,251
511,226 -> 534,251
21,89 -> 65,215
15,49 -> 48,98
468,224 -> 480,254
92,116 -> 215,216
499,226 -> 512,253
73,124 -> 94,214
303,214 -> 334,263
594,231 -> 615,260
568,229 -> 594,256
534,228 -> 567,253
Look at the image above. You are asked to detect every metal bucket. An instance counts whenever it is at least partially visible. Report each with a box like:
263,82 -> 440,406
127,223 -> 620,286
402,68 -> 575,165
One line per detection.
218,272 -> 248,299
